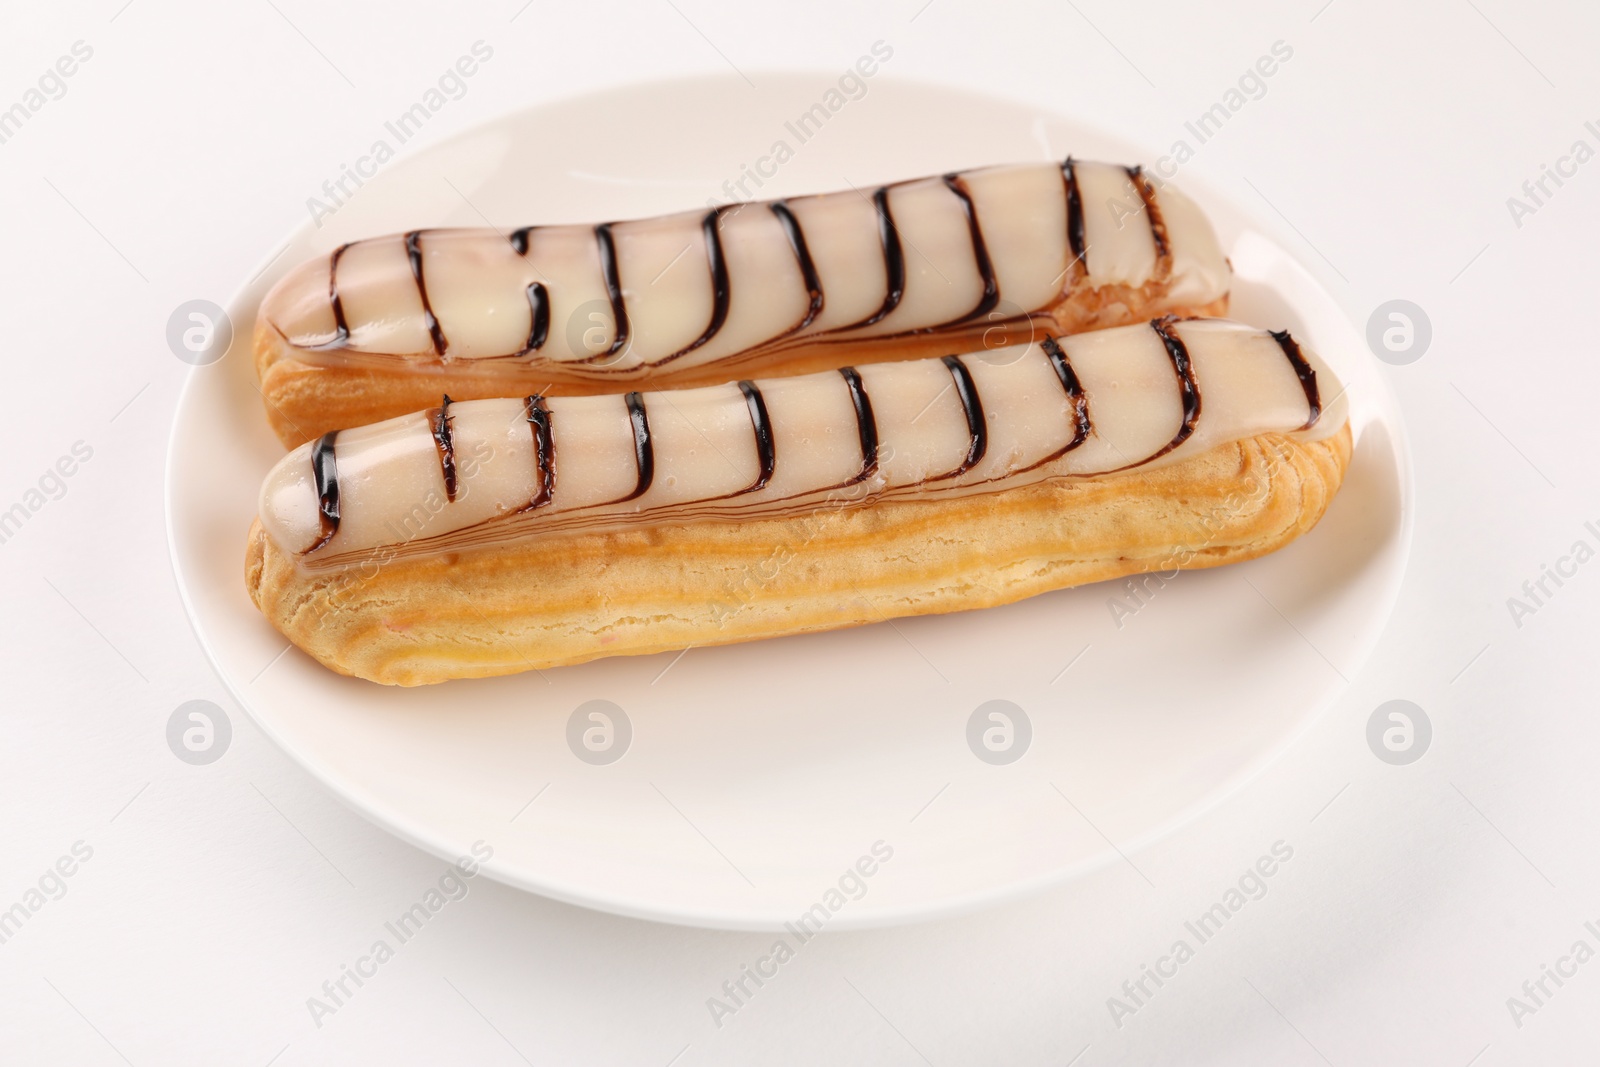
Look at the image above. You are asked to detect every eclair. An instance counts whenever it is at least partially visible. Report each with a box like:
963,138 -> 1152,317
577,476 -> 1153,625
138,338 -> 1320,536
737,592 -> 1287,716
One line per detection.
254,160 -> 1231,446
245,318 -> 1350,686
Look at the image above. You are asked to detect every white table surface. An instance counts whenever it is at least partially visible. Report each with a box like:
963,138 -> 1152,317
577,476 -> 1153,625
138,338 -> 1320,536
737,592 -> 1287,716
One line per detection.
3,1 -> 1595,1063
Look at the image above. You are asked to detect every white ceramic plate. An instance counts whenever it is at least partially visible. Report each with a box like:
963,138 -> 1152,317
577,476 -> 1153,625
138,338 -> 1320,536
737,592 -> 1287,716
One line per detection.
167,74 -> 1411,930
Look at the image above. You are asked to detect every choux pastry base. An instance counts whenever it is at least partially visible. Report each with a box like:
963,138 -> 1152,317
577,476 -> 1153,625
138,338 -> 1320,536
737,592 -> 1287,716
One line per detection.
246,425 -> 1349,686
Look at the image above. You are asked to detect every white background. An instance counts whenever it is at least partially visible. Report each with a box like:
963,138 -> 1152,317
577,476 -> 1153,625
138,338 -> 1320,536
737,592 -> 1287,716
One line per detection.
2,0 -> 1596,1063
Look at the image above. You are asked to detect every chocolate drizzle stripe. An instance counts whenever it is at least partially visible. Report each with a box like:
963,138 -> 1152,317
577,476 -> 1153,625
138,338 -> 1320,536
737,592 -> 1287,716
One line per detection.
1062,157 -> 1087,269
838,366 -> 880,482
1147,317 -> 1201,460
620,391 -> 654,501
1125,165 -> 1171,271
940,174 -> 999,323
701,209 -> 731,347
769,200 -> 824,334
1038,336 -> 1092,454
933,355 -> 987,479
737,380 -> 776,493
307,431 -> 340,553
869,187 -> 906,325
509,226 -> 536,256
524,282 -> 550,353
658,209 -> 732,364
836,188 -> 905,331
428,394 -> 458,502
304,244 -> 352,351
404,231 -> 448,357
524,394 -> 555,509
595,223 -> 630,358
1270,329 -> 1322,430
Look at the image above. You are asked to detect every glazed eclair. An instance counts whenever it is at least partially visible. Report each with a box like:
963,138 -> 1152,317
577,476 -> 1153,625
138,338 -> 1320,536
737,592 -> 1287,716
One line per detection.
253,160 -> 1232,446
246,318 -> 1350,685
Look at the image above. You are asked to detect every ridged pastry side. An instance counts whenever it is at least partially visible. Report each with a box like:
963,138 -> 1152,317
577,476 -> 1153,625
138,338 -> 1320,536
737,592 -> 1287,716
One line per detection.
252,293 -> 1230,449
245,425 -> 1348,686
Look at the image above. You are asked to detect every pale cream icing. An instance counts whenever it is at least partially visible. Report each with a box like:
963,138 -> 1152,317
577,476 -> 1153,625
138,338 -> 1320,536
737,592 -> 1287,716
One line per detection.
259,161 -> 1229,380
259,318 -> 1345,570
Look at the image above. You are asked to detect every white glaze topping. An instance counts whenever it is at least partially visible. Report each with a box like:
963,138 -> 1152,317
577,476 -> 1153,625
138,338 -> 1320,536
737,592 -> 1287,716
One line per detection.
259,318 -> 1345,569
259,161 -> 1230,382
